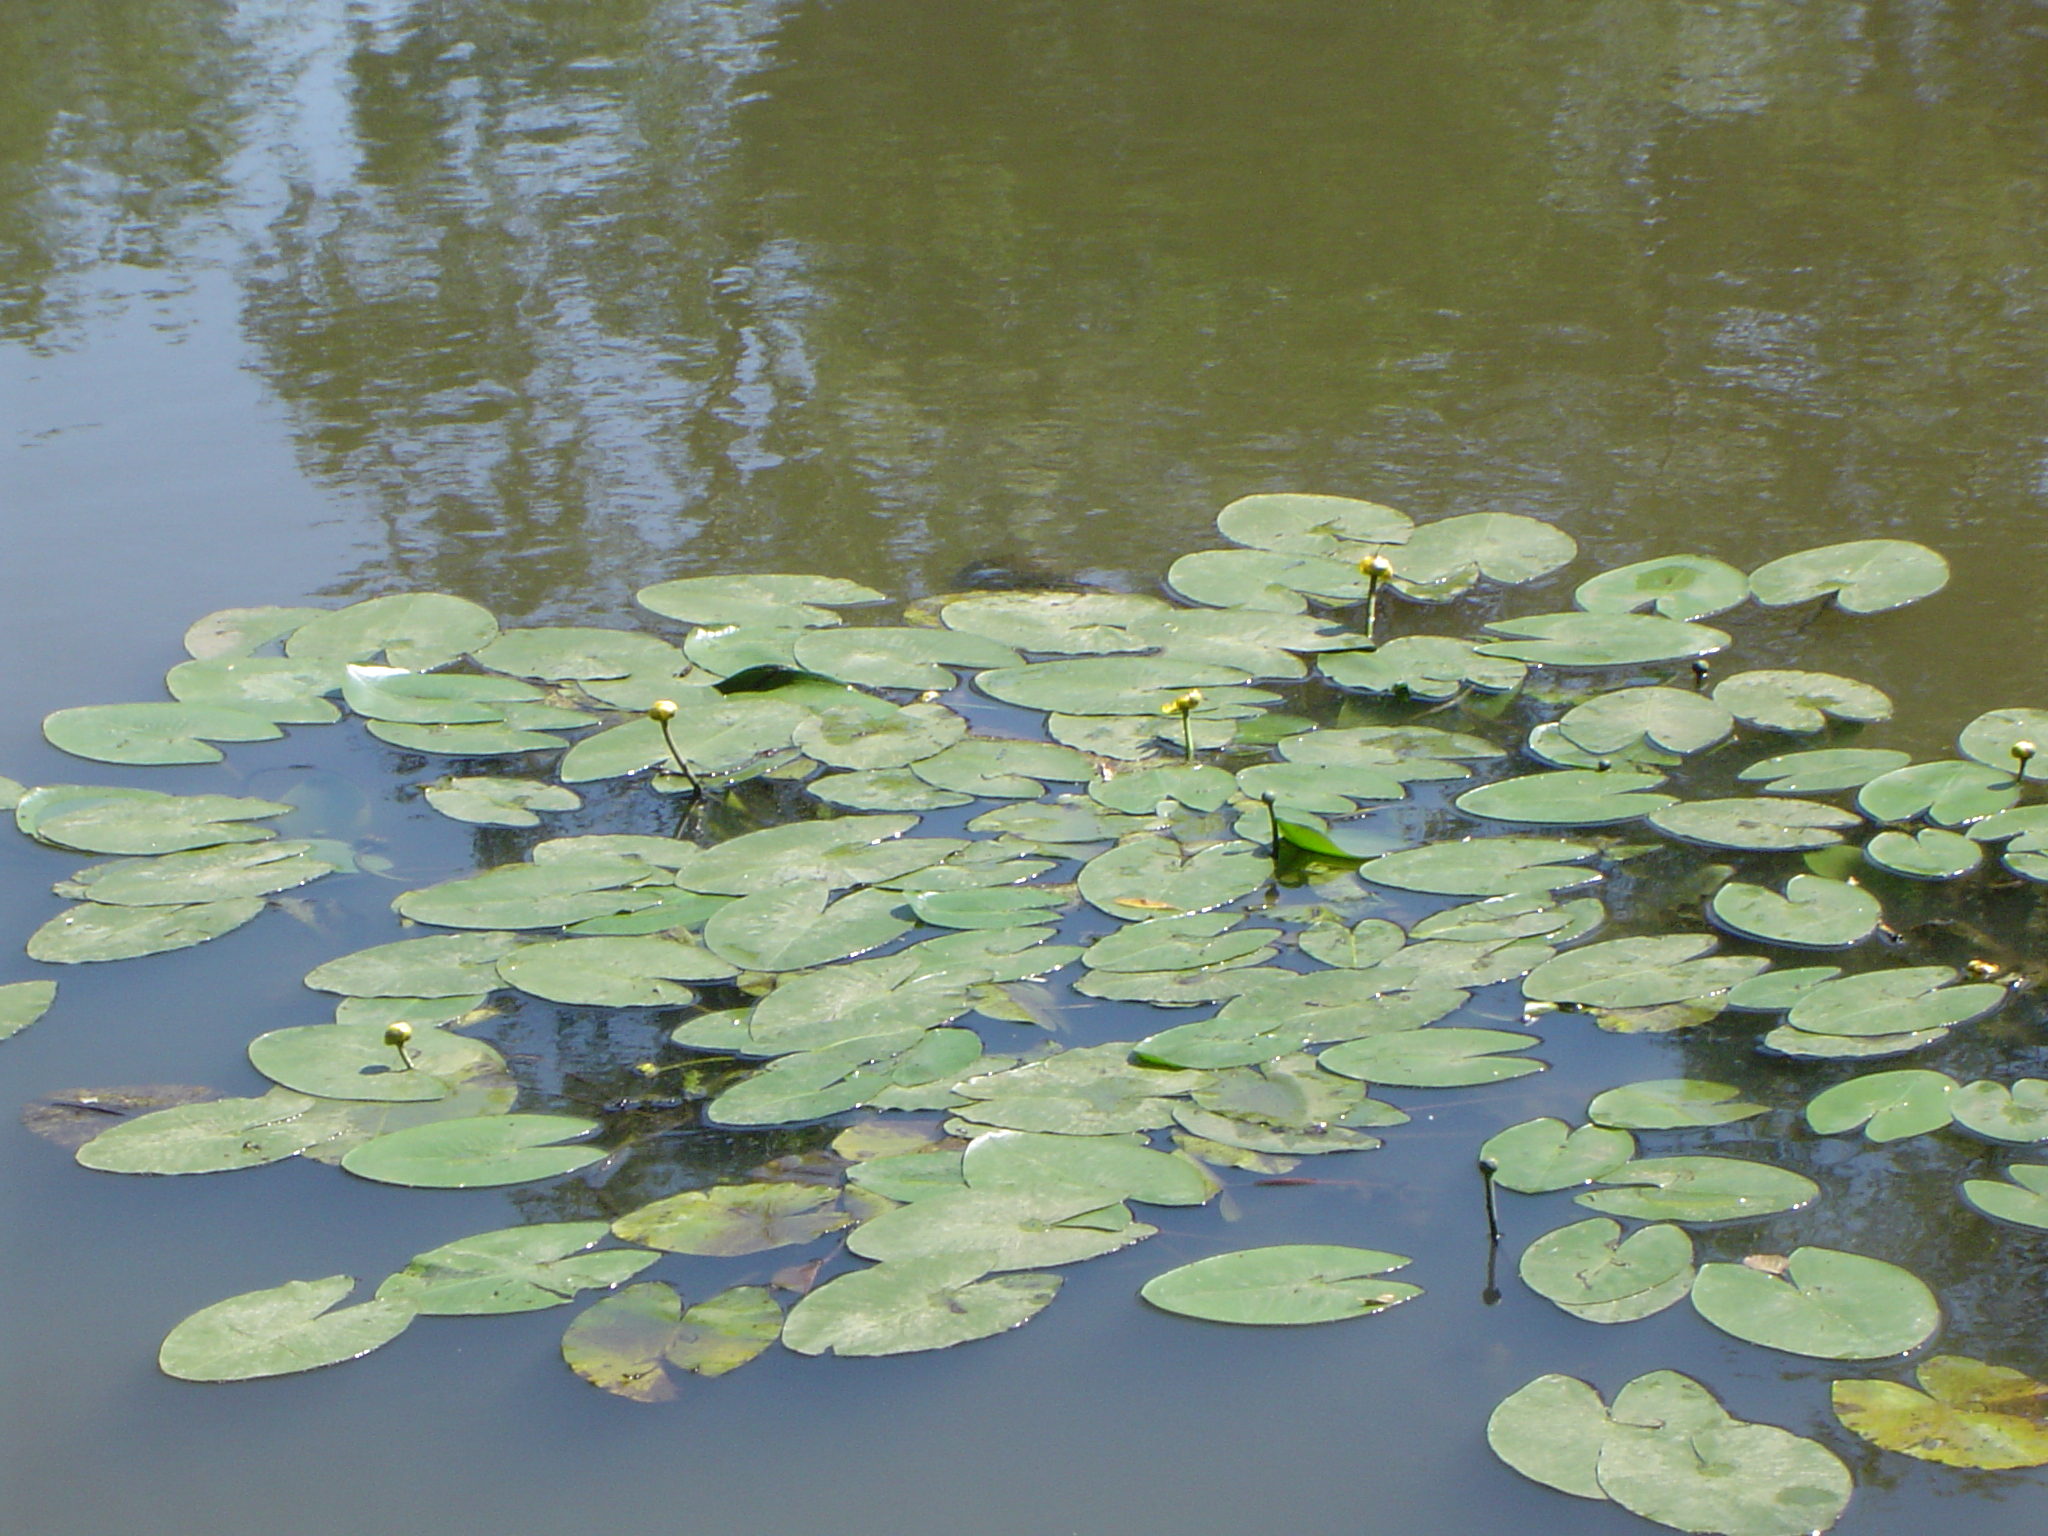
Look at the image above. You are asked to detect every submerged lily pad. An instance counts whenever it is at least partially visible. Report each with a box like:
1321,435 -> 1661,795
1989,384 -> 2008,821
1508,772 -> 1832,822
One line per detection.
783,1255 -> 1061,1357
1748,538 -> 1949,614
1690,1246 -> 1940,1359
376,1223 -> 658,1314
1519,1219 -> 1694,1323
1139,1245 -> 1420,1325
1834,1355 -> 2048,1469
1709,875 -> 1880,949
340,1114 -> 602,1188
159,1275 -> 414,1382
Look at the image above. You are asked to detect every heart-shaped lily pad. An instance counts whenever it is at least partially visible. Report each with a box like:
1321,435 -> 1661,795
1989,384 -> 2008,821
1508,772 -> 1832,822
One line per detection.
1573,554 -> 1748,621
248,1023 -> 501,1102
158,1275 -> 415,1382
1455,769 -> 1675,826
1748,538 -> 1949,614
782,1255 -> 1060,1357
1318,1027 -> 1544,1087
287,593 -> 499,669
1319,637 -> 1526,700
1737,748 -> 1912,794
1078,836 -> 1268,921
376,1222 -> 658,1314
1556,687 -> 1733,757
1215,492 -> 1414,556
1691,1246 -> 1940,1359
1518,1218 -> 1693,1322
1834,1355 -> 2048,1469
1480,1119 -> 1635,1193
1949,1079 -> 2048,1143
1139,1245 -> 1420,1325
424,777 -> 582,827
340,1114 -> 603,1188
1961,1164 -> 2048,1230
43,703 -> 282,765
1477,613 -> 1728,667
1649,796 -> 1862,851
1523,935 -> 1767,1008
1786,968 -> 2004,1038
1587,1080 -> 1767,1130
1577,1157 -> 1818,1222
1864,828 -> 1982,879
1709,875 -> 1880,949
1806,1070 -> 1958,1142
1712,670 -> 1892,733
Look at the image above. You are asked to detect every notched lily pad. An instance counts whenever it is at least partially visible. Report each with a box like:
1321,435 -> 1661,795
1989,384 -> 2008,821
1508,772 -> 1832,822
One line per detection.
1139,1245 -> 1420,1325
159,1275 -> 414,1382
1749,538 -> 1948,614
1690,1246 -> 1940,1360
1835,1355 -> 2048,1469
1519,1219 -> 1694,1323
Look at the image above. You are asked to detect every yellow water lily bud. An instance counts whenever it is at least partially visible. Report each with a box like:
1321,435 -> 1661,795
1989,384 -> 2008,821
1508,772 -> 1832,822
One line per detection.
2014,739 -> 2038,765
647,699 -> 679,722
633,1061 -> 660,1078
1161,689 -> 1204,718
383,1021 -> 413,1049
1359,554 -> 1395,580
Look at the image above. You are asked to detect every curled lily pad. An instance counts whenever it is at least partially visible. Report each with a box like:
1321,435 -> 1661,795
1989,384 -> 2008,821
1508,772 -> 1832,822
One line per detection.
1360,837 -> 1600,897
1786,968 -> 2004,1038
1524,936 -> 1766,1009
1949,1079 -> 2048,1143
496,936 -> 735,1007
340,1114 -> 603,1188
1455,769 -> 1674,827
1806,1071 -> 1957,1142
1481,1119 -> 1634,1193
1318,638 -> 1525,700
1573,554 -> 1748,621
1587,1080 -> 1767,1130
1864,828 -> 1981,880
287,593 -> 499,669
424,777 -> 581,827
305,932 -> 523,998
1078,836 -> 1268,921
16,786 -> 289,856
43,703 -> 281,766
159,1275 -> 414,1382
1738,748 -> 1912,795
1713,670 -> 1892,733
1476,613 -> 1728,668
1834,1356 -> 2048,1469
1961,1164 -> 2048,1230
0,980 -> 56,1041
1649,797 -> 1862,851
1558,687 -> 1733,757
1216,492 -> 1413,556
1748,538 -> 1949,614
612,1183 -> 854,1255
1519,1219 -> 1694,1323
1709,875 -> 1880,949
27,898 -> 265,963
1958,707 -> 2048,780
783,1255 -> 1060,1357
376,1223 -> 658,1314
1691,1246 -> 1940,1360
1577,1157 -> 1819,1223
1140,1245 -> 1420,1325
1318,1027 -> 1544,1087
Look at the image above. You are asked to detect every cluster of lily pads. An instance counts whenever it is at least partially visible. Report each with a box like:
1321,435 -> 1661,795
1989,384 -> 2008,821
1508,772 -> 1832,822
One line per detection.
12,494 -> 2048,1534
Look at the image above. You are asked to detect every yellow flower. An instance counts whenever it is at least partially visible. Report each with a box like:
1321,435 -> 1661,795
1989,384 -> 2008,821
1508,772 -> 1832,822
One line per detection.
1161,689 -> 1204,718
646,699 -> 679,722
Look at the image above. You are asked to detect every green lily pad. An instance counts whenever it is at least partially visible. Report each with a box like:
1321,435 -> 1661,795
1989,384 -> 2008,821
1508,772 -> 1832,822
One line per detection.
1709,875 -> 1880,948
1586,1080 -> 1767,1129
15,786 -> 289,856
1318,637 -> 1526,700
810,768 -> 974,811
1573,554 -> 1749,621
847,1185 -> 1155,1269
27,897 -> 266,963
1279,724 -> 1502,770
248,1023 -> 500,1101
847,1148 -> 969,1203
1864,828 -> 1982,880
43,702 -> 282,765
1215,492 -> 1414,556
1089,763 -> 1238,814
1234,762 -> 1407,818
1411,893 -> 1599,945
473,626 -> 687,681
705,1033 -> 923,1125
1170,1103 -> 1385,1156
340,665 -> 539,724
1806,1070 -> 1958,1142
184,604 -> 322,659
664,1286 -> 784,1378
908,885 -> 1068,929
668,815 -> 946,895
1724,966 -> 1843,1012
612,1182 -> 854,1255
1649,797 -> 1863,851
1577,1157 -> 1819,1222
937,591 -> 1169,654
1455,769 -> 1675,826
1748,538 -> 1949,614
1691,1246 -> 1940,1359
59,841 -> 336,907
962,1130 -> 1214,1207
340,1113 -> 603,1188
1519,1219 -> 1694,1322
1078,836 -> 1268,920
1524,723 -> 1685,772
1165,548 -> 1367,612
558,696 -> 810,782
75,1088 -> 322,1174
1957,707 -> 2048,780
1961,1163 -> 2048,1230
1297,916 -> 1406,969
1738,748 -> 1913,794
680,624 -> 807,678
792,702 -> 965,770
912,738 -> 1095,798
494,935 -> 734,1006
1130,607 -> 1354,677
1523,935 -> 1767,1008
287,593 -> 500,669
165,657 -> 343,724
559,1281 -> 781,1399
1786,968 -> 2004,1038
951,1044 -> 1204,1136
1140,1244 -> 1420,1325
635,573 -> 884,628
422,776 -> 582,827
702,883 -> 912,972
1081,911 -> 1271,973
364,719 -> 572,755
305,932 -> 524,998
1049,712 -> 1231,759
1390,512 -> 1576,586
782,1255 -> 1060,1357
1318,1027 -> 1544,1087
1481,1119 -> 1635,1193
975,657 -> 1261,716
376,1223 -> 658,1314
792,625 -> 1021,688
1486,1374 -> 1613,1501
1966,804 -> 2048,880
1558,687 -> 1733,758
1762,1025 -> 1952,1061
159,1275 -> 415,1382
1713,670 -> 1893,733
0,979 -> 56,1041
392,861 -> 659,931
1834,1355 -> 2048,1469
1359,837 -> 1600,897
1476,613 -> 1728,668
1857,760 -> 2018,826
1950,1079 -> 2048,1143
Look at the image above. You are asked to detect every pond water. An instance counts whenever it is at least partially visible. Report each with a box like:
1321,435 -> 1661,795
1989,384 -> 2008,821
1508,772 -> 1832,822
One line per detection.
7,3 -> 2048,1533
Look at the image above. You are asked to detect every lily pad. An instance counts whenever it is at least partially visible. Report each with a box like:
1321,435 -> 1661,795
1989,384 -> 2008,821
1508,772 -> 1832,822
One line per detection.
1078,836 -> 1268,920
59,841 -> 336,907
75,1088 -> 323,1174
1738,748 -> 1913,795
558,696 -> 810,782
1477,613 -> 1728,668
305,932 -> 524,998
668,815 -> 942,895
1587,1080 -> 1767,1130
340,1114 -> 603,1188
612,1183 -> 854,1255
1649,797 -> 1862,851
183,604 -> 321,659
962,1130 -> 1215,1207
1318,1027 -> 1544,1087
376,1223 -> 658,1314
782,1255 -> 1060,1357
1455,769 -> 1675,826
1713,670 -> 1892,733
1961,1163 -> 2048,1230
1318,637 -> 1526,700
1278,724 -> 1503,770
43,702 -> 282,765
1082,911 -> 1271,973
1949,1079 -> 2048,1143
937,591 -> 1168,654
1481,1119 -> 1635,1193
248,1023 -> 500,1102
1297,916 -> 1406,969
912,738 -> 1095,798
1724,967 -> 1843,1012
847,1186 -> 1155,1269
1486,1374 -> 1613,1501
0,979 -> 57,1041
1165,548 -> 1367,612
665,1286 -> 784,1377
165,657 -> 343,724
1691,1246 -> 1940,1359
1709,875 -> 1880,949
1141,1244 -> 1419,1325
1785,968 -> 2004,1038
1577,1157 -> 1819,1222
1573,554 -> 1749,621
495,936 -> 735,1006
635,573 -> 884,628
1215,492 -> 1414,556
424,777 -> 581,827
473,626 -> 687,681
287,593 -> 500,669
1858,760 -> 2018,826
1834,1355 -> 2048,1469
1864,828 -> 1982,880
702,883 -> 912,972
976,657 -> 1262,716
1748,538 -> 1949,614
793,702 -> 966,770
1957,707 -> 2048,780
1519,1219 -> 1694,1322
27,898 -> 266,963
810,768 -> 973,811
560,1282 -> 779,1399
1089,763 -> 1238,814
1411,893 -> 1599,945
1762,1025 -> 1952,1061
159,1275 -> 415,1382
1524,935 -> 1767,1008
16,786 -> 289,856
1391,512 -> 1576,586
1806,1071 -> 1958,1142
792,626 -> 1021,689
392,862 -> 658,931
1359,837 -> 1600,897
1558,687 -> 1733,757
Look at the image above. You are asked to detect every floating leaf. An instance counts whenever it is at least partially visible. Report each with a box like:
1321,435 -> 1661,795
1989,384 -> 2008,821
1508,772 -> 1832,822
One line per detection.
60,841 -> 335,907
1078,836 -> 1268,921
287,593 -> 499,669
305,932 -> 524,998
1738,748 -> 1913,795
848,1186 -> 1154,1269
473,625 -> 686,681
1957,707 -> 2048,780
1215,492 -> 1414,556
1806,1071 -> 1958,1142
1724,966 -> 1842,1012
792,625 -> 1021,689
1577,1157 -> 1819,1222
1709,875 -> 1880,949
27,898 -> 265,963
613,1183 -> 854,1256
1140,1245 -> 1420,1325
165,657 -> 342,724
1950,1079 -> 2048,1143
1865,828 -> 1982,880
560,1282 -> 687,1401
364,719 -> 570,755
962,1130 -> 1214,1207
1318,637 -> 1525,700
76,1089 -> 322,1174
810,767 -> 972,811
1834,1355 -> 2048,1469
15,786 -> 289,856
1165,548 -> 1366,612
1763,1025 -> 1951,1061
1587,1080 -> 1767,1130
1524,936 -> 1766,1008
1297,916 -> 1406,969
1089,763 -> 1237,815
1455,769 -> 1675,826
702,883 -> 912,972
248,1023 -> 500,1102
424,777 -> 581,827
340,1114 -> 602,1188
559,696 -> 810,782
782,1255 -> 1060,1357
159,1276 -> 414,1383
1413,893 -> 1599,945
376,1223 -> 657,1314
976,657 -> 1261,716
1857,760 -> 2018,827
1391,512 -> 1575,586
1713,670 -> 1892,733
0,980 -> 57,1041
666,1286 -> 783,1377
1359,837 -> 1599,897
1476,613 -> 1728,668
1691,1246 -> 1940,1359
1786,968 -> 2004,1038
393,862 -> 657,931
1961,1163 -> 2048,1230
1573,554 -> 1748,621
1319,1027 -> 1544,1088
1649,797 -> 1862,851
1486,1374 -> 1612,1500
1748,538 -> 1949,614
1557,687 -> 1733,757
636,573 -> 884,628
912,738 -> 1095,798
1481,1119 -> 1634,1193
952,1044 -> 1203,1136
847,1148 -> 968,1203
1519,1219 -> 1694,1322
496,935 -> 734,1006
937,591 -> 1169,654
1279,723 -> 1502,770
668,815 -> 944,895
793,702 -> 966,770
184,604 -> 321,659
340,665 -> 537,725
1083,911 -> 1273,973
43,702 -> 281,766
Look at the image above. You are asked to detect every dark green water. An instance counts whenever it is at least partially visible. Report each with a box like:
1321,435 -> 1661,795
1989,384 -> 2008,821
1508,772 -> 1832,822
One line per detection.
7,4 -> 2048,1533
